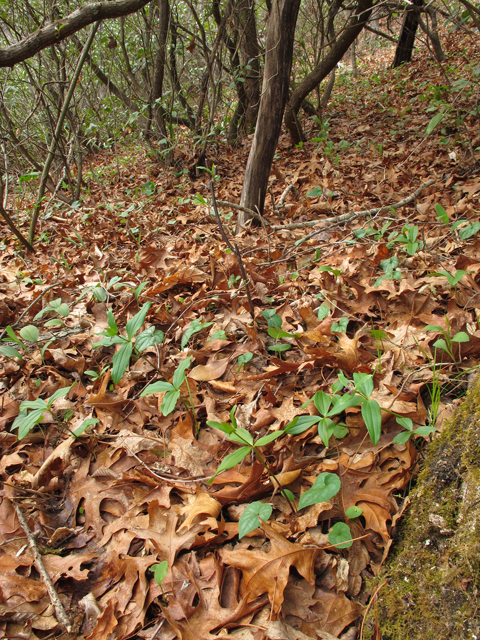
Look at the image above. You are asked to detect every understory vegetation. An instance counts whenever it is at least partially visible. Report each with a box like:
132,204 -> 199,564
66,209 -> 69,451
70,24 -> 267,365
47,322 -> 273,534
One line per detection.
0,1 -> 479,639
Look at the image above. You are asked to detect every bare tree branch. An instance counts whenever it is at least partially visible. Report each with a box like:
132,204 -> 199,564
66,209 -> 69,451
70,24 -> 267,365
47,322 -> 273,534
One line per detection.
0,0 -> 152,68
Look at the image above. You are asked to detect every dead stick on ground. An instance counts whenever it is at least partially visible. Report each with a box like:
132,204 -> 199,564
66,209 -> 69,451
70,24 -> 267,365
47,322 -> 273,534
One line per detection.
215,200 -> 270,227
360,579 -> 388,640
274,179 -> 436,232
210,175 -> 255,322
14,504 -> 73,634
0,283 -> 59,341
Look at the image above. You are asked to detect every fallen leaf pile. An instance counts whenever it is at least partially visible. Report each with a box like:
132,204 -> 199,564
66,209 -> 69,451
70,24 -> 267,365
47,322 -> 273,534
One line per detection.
0,30 -> 479,640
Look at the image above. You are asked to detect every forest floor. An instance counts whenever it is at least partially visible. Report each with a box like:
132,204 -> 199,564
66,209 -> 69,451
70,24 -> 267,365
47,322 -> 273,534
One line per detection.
0,26 -> 480,640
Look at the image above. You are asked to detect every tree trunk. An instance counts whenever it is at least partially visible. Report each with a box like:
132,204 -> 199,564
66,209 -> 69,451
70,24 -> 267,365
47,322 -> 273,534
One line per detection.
237,0 -> 301,229
376,374 -> 480,639
151,0 -> 173,164
235,0 -> 261,132
418,6 -> 446,63
284,0 -> 373,145
392,0 -> 423,68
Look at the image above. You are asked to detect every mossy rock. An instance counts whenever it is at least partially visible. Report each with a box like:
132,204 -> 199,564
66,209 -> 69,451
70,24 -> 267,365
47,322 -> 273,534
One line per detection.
371,376 -> 480,640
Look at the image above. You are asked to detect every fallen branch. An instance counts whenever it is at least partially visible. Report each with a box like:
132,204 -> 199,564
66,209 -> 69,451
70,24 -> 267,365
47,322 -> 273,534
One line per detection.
272,179 -> 435,233
278,183 -> 297,209
215,200 -> 270,227
14,504 -> 73,634
0,283 -> 59,341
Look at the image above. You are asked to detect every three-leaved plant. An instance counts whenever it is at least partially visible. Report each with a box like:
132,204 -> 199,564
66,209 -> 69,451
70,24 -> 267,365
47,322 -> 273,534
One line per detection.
94,302 -> 164,384
11,384 -> 97,440
141,357 -> 192,416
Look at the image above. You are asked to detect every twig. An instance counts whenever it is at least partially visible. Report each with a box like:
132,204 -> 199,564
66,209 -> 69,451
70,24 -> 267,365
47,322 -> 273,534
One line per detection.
272,179 -> 435,233
277,184 -> 297,209
14,504 -> 73,634
210,176 -> 255,322
215,200 -> 271,227
360,579 -> 388,640
0,283 -> 59,341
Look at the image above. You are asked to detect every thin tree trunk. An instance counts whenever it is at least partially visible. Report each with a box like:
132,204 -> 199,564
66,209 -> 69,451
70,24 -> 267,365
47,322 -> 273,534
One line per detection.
392,0 -> 423,68
237,0 -> 301,229
418,7 -> 446,63
284,0 -> 373,145
457,0 -> 480,31
235,0 -> 261,131
151,0 -> 172,164
29,23 -> 99,245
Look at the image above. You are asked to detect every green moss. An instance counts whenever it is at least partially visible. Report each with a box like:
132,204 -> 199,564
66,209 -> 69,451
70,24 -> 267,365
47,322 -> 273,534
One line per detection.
370,375 -> 480,640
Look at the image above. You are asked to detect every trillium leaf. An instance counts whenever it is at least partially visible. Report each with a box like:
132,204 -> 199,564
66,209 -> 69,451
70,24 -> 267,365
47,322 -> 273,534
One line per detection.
141,381 -> 175,395
209,446 -> 251,483
161,389 -> 181,416
112,341 -> 133,384
362,398 -> 382,445
19,325 -> 39,342
284,415 -> 320,435
255,431 -> 283,447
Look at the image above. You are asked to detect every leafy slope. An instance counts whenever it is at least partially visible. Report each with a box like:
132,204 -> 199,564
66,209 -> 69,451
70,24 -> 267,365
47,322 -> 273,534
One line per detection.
0,31 -> 479,640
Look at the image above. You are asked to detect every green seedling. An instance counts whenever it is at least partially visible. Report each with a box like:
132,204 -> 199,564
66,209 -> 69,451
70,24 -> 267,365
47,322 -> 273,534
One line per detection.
150,561 -> 168,591
328,521 -> 353,549
141,357 -> 192,416
228,274 -> 241,288
424,317 -> 469,364
114,280 -> 150,305
388,224 -> 423,256
369,328 -> 388,374
208,330 -> 227,341
392,416 -> 435,444
285,385 -> 358,447
94,303 -> 164,383
34,298 -> 70,324
84,365 -> 111,382
12,384 -> 75,440
318,265 -> 343,277
306,186 -> 323,198
375,256 -> 402,287
345,506 -> 363,519
207,406 -> 285,482
317,305 -> 330,320
331,317 -> 349,334
435,203 -> 449,224
287,372 -> 383,446
262,309 -> 282,328
239,502 -> 272,538
237,352 -> 253,372
181,319 -> 214,349
0,324 -> 47,360
428,269 -> 467,290
77,276 -> 123,303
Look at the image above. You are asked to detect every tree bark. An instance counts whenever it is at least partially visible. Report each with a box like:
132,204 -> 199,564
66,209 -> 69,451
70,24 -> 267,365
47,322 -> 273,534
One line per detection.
235,0 -> 261,132
376,374 -> 480,639
418,6 -> 446,63
284,0 -> 373,145
392,0 -> 423,68
0,0 -> 152,68
457,0 -> 480,31
151,0 -> 173,163
237,0 -> 301,229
